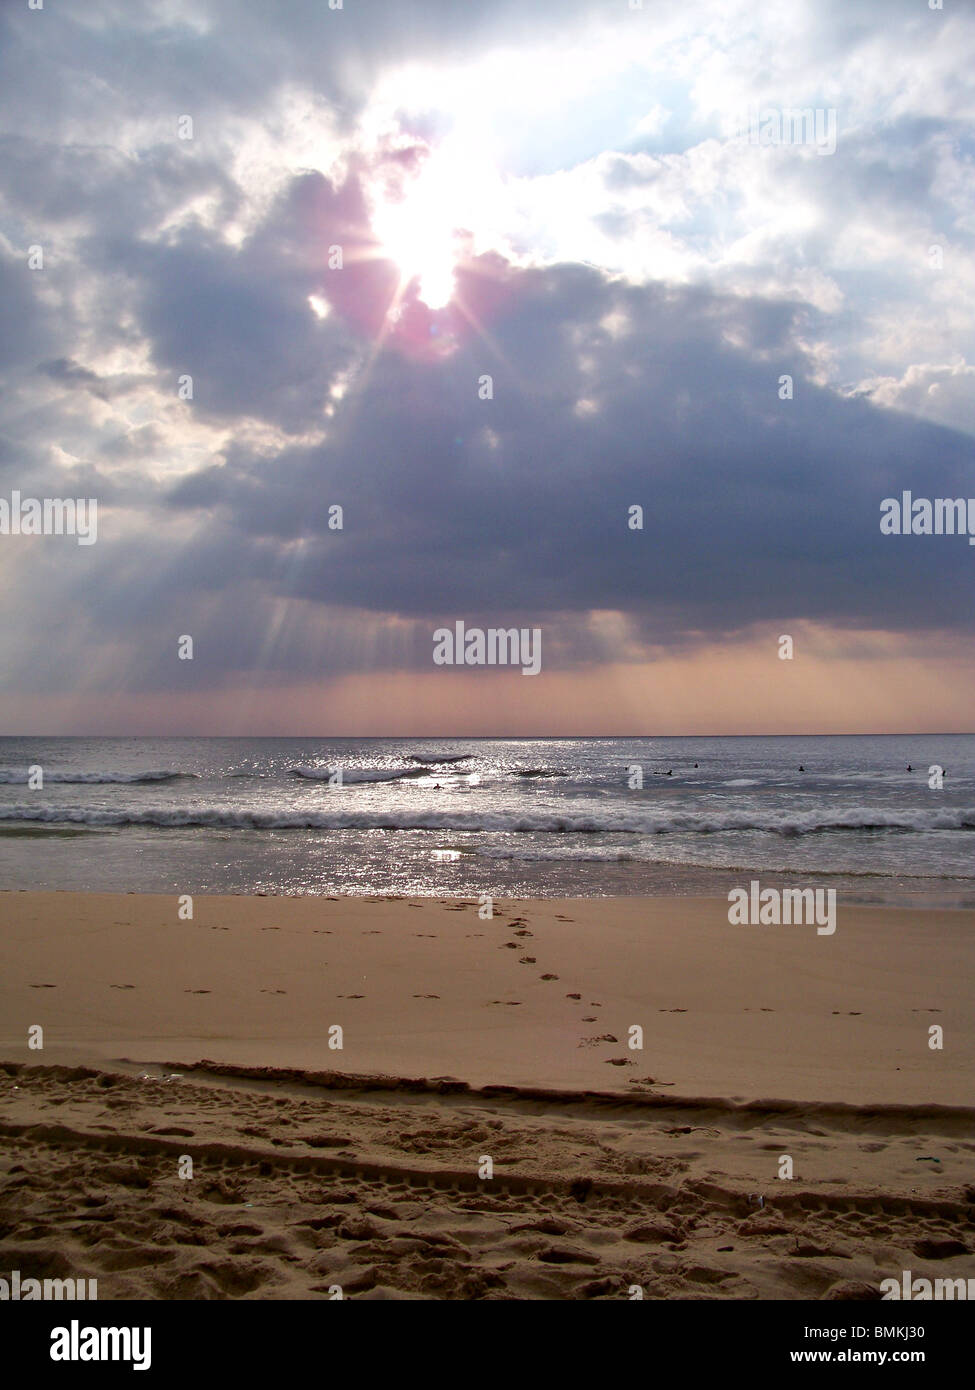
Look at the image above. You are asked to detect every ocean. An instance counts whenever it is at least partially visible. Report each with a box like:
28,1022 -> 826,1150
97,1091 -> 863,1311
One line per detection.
0,734 -> 972,904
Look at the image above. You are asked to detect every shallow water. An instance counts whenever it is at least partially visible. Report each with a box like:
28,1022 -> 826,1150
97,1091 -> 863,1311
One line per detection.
0,734 -> 972,903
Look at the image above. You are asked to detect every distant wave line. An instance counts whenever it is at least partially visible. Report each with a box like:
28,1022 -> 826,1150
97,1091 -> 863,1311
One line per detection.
0,805 -> 973,835
0,770 -> 199,785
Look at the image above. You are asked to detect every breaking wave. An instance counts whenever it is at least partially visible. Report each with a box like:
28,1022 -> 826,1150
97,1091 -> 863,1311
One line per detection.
406,753 -> 474,765
289,765 -> 428,783
0,805 -> 973,835
0,770 -> 198,785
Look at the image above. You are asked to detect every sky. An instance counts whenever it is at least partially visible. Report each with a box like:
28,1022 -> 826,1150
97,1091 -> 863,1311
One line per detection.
1,0 -> 973,735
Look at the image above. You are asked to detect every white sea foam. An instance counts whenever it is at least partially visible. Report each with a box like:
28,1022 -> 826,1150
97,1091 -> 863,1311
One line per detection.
1,804 -> 972,835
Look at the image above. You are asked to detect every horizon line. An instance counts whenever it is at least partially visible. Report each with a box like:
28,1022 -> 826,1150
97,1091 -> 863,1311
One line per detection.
1,731 -> 973,741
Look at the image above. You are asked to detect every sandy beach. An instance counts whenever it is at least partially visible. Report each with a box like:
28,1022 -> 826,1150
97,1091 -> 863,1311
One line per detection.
1,892 -> 972,1299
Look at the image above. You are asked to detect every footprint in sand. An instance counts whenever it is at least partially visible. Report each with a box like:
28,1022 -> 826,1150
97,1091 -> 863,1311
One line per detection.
540,973 -> 559,981
109,984 -> 136,990
29,983 -> 57,989
605,1058 -> 633,1067
582,1015 -> 597,1021
261,927 -> 281,932
338,994 -> 365,999
501,942 -> 519,950
566,993 -> 581,1000
519,957 -> 536,964
412,994 -> 440,999
184,989 -> 211,994
260,989 -> 287,995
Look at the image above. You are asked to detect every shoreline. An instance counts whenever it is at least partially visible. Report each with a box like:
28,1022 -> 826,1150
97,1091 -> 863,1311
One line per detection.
2,868 -> 974,912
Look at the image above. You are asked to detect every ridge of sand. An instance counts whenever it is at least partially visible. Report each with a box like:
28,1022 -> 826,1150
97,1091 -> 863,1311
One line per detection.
2,1061 -> 972,1301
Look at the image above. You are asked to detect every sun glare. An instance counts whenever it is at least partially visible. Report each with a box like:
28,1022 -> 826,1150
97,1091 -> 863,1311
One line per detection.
371,156 -> 461,309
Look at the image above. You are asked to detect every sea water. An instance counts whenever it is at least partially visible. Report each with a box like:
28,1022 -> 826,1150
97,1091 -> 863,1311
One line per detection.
0,734 -> 972,904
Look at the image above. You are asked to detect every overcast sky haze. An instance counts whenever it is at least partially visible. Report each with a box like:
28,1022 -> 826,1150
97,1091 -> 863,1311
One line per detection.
1,0 -> 973,734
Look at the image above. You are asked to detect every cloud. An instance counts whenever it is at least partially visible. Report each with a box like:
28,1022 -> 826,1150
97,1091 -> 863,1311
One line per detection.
1,0 -> 973,724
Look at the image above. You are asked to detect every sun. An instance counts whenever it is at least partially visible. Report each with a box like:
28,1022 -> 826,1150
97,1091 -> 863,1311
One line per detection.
370,150 -> 464,310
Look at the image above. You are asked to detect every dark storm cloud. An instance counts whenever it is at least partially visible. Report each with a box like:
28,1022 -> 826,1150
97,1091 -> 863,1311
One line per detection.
150,252 -> 975,644
90,169 -> 379,432
103,227 -> 355,432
